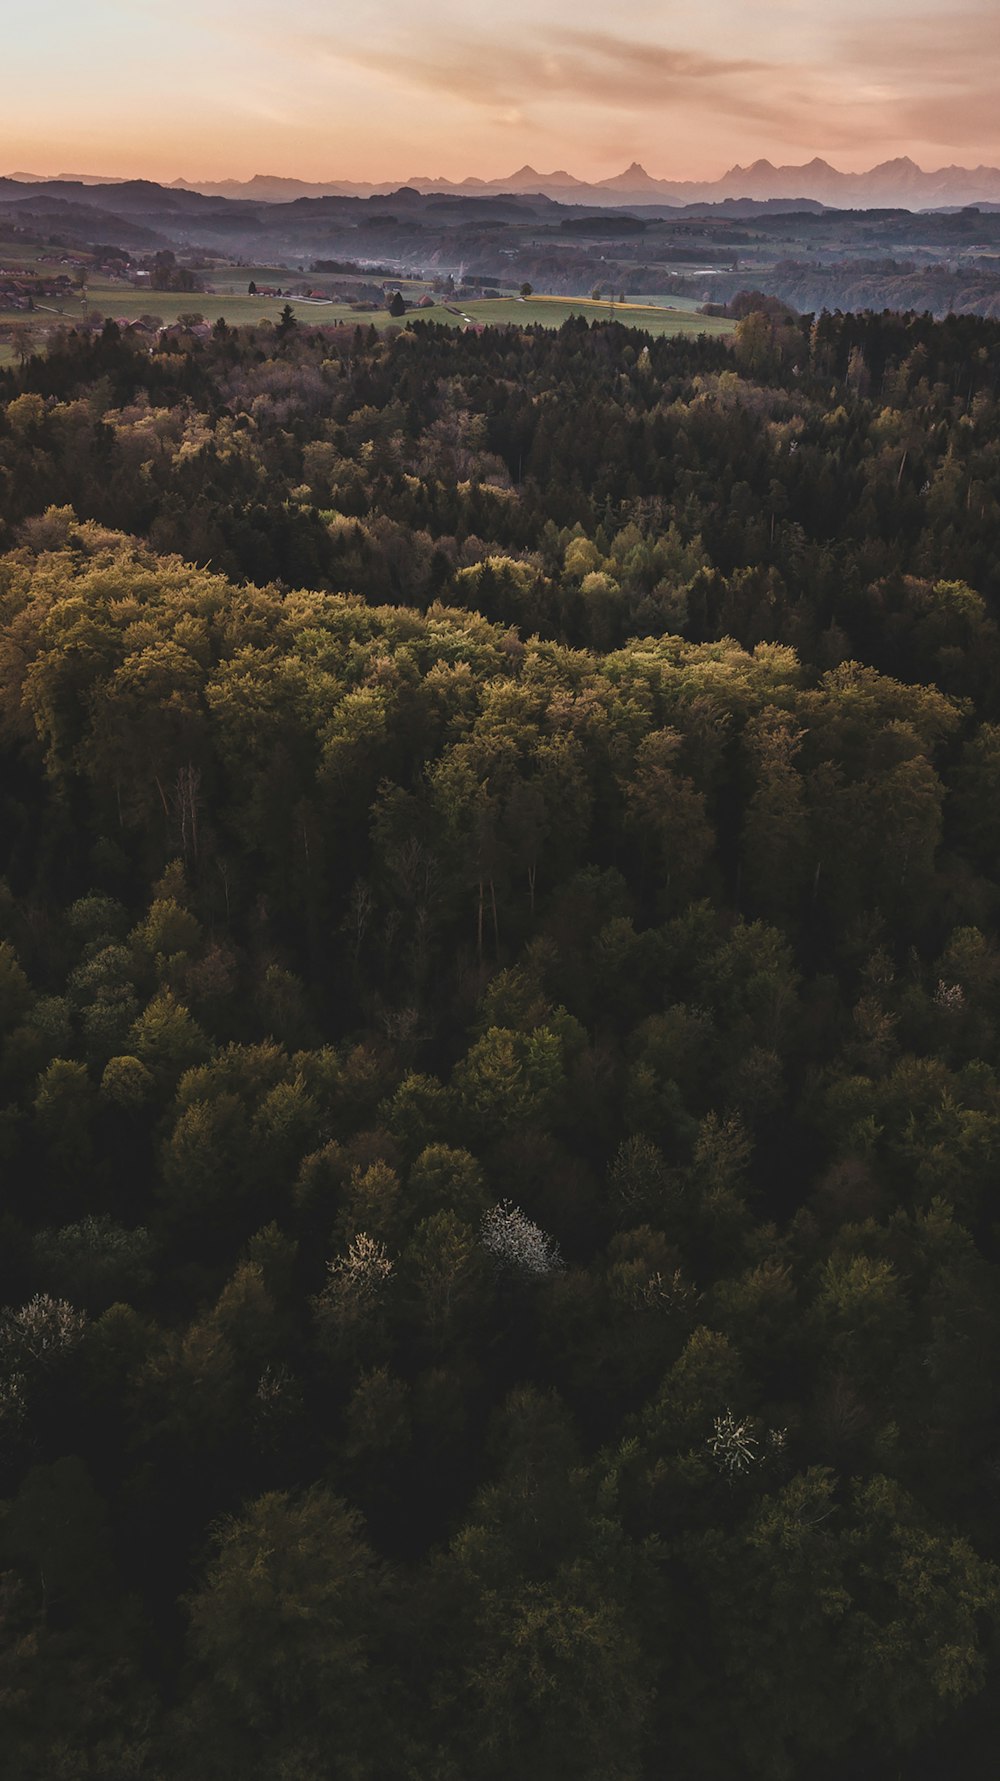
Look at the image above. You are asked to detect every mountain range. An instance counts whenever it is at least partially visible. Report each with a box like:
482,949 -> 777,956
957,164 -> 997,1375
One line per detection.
9,157 -> 1000,212
150,157 -> 1000,211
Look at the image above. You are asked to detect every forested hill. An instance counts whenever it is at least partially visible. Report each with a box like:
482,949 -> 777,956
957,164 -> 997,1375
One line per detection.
1,310 -> 1000,1776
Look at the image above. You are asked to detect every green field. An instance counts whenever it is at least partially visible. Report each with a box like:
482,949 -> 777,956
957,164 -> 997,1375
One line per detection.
79,286 -> 733,337
3,279 -> 734,349
452,295 -> 734,336
60,283 -> 318,327
0,244 -> 48,269
3,234 -> 734,342
626,292 -> 721,310
209,267 -> 431,294
209,266 -> 312,291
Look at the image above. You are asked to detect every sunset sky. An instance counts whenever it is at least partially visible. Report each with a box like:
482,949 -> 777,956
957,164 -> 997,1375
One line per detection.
5,0 -> 1000,183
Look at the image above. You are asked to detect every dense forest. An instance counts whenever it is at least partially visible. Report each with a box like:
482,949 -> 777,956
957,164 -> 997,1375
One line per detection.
2,306 -> 1000,1776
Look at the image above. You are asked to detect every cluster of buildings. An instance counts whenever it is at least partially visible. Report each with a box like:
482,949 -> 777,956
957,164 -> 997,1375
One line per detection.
0,270 -> 77,312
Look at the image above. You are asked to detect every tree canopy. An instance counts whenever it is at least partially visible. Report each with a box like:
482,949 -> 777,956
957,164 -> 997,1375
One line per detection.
1,308 -> 1000,1775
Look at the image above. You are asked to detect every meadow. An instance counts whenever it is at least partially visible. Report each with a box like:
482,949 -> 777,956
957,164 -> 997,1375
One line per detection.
71,284 -> 733,337
1,250 -> 735,350
455,294 -> 734,335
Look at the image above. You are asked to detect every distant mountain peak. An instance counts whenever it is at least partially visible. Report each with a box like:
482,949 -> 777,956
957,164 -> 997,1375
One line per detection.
11,154 -> 1000,215
493,164 -> 586,190
598,162 -> 666,191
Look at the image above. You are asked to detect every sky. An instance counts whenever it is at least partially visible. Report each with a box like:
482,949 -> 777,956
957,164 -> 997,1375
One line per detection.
4,0 -> 1000,184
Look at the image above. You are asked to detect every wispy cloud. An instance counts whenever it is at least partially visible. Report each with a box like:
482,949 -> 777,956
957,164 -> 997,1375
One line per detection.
838,6 -> 1000,78
831,6 -> 1000,150
333,25 -> 817,134
131,0 -> 1000,168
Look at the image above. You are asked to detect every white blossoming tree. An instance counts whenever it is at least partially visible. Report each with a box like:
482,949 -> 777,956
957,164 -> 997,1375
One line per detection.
708,1407 -> 787,1477
480,1201 -> 562,1279
934,979 -> 965,1014
327,1232 -> 393,1295
1,1293 -> 88,1367
708,1408 -> 760,1476
313,1232 -> 394,1353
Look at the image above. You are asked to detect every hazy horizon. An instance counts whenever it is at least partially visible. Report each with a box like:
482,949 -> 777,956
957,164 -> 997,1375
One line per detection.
5,0 -> 1000,187
8,149 -> 1000,192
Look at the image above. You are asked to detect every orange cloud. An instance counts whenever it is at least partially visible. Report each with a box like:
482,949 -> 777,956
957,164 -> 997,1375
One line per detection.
340,28 -> 801,127
328,12 -> 1000,164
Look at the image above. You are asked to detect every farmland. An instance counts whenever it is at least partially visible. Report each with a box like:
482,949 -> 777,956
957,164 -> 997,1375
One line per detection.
75,283 -> 734,338
1,217 -> 735,347
2,273 -> 734,349
453,294 -> 734,335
